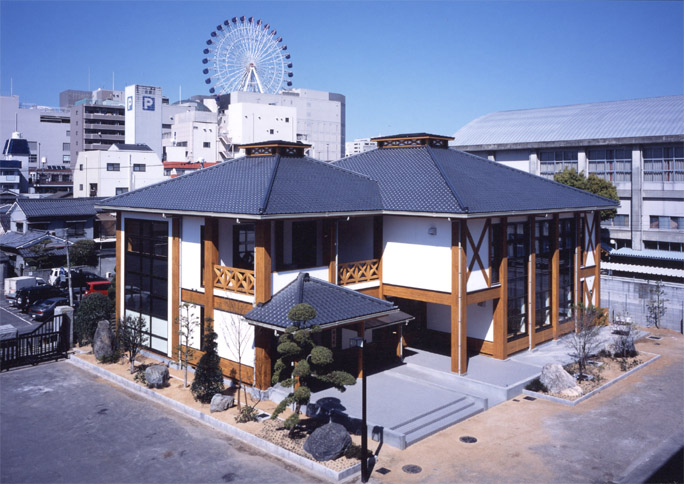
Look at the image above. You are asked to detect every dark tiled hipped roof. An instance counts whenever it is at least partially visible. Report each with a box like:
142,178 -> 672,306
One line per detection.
15,198 -> 102,218
336,145 -> 617,214
245,273 -> 397,329
99,154 -> 382,215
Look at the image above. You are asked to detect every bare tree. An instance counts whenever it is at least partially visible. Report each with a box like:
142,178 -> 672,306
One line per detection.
176,303 -> 198,388
565,304 -> 605,380
646,280 -> 667,329
221,312 -> 252,409
118,315 -> 148,374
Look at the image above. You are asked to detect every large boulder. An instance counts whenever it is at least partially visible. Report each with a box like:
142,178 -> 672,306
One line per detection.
540,363 -> 583,398
93,321 -> 115,361
210,394 -> 234,413
303,422 -> 351,461
145,365 -> 169,389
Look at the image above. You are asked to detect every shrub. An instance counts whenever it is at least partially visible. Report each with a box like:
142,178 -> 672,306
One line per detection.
69,239 -> 98,267
525,378 -> 548,393
74,293 -> 113,345
191,329 -> 225,403
235,405 -> 259,423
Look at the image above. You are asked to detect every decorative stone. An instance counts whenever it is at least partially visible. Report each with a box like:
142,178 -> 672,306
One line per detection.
540,363 -> 583,398
303,422 -> 351,461
210,394 -> 234,413
145,365 -> 169,388
93,321 -> 115,361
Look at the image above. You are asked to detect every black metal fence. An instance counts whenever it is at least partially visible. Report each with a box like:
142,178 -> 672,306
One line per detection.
0,314 -> 71,371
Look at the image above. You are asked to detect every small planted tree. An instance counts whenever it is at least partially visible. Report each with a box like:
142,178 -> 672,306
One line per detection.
118,315 -> 149,374
565,304 -> 605,380
221,313 -> 252,409
176,303 -> 198,388
191,321 -> 225,403
646,280 -> 667,329
74,293 -> 113,345
271,304 -> 356,436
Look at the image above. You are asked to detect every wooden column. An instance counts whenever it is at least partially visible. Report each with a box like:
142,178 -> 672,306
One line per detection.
325,220 -> 337,284
374,216 -> 384,299
528,216 -> 537,350
594,210 -> 602,308
450,220 -> 468,374
574,212 -> 581,309
551,214 -> 560,340
254,220 -> 273,390
357,321 -> 365,378
203,217 -> 218,324
493,217 -> 508,360
115,212 -> 122,327
171,217 -> 181,359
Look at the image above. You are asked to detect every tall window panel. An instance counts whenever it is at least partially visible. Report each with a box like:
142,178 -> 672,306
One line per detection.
588,148 -> 632,182
535,220 -> 552,331
507,222 -> 529,340
643,145 -> 684,182
125,219 -> 169,354
558,218 -> 575,321
539,150 -> 578,179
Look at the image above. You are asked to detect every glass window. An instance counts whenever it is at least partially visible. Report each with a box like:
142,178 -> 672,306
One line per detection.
539,150 -> 578,179
107,163 -> 120,171
203,142 -> 211,148
643,145 -> 684,182
62,143 -> 70,151
29,154 -> 37,163
232,224 -> 255,270
558,218 -> 575,321
133,164 -> 146,172
507,222 -> 529,340
63,154 -> 71,163
490,223 -> 503,284
115,187 -> 128,195
588,147 -> 632,182
535,220 -> 552,331
603,214 -> 629,227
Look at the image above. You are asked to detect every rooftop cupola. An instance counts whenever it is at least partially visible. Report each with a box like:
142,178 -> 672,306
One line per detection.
238,140 -> 312,157
371,133 -> 454,149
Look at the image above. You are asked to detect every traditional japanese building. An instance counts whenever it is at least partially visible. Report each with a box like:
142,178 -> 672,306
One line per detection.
98,133 -> 617,391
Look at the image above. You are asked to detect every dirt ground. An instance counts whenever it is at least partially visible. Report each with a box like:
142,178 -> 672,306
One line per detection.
366,327 -> 684,484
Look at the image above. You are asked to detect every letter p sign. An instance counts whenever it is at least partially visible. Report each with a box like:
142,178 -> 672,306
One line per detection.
142,96 -> 155,111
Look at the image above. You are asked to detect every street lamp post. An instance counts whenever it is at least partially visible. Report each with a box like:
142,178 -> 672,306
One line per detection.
350,336 -> 368,482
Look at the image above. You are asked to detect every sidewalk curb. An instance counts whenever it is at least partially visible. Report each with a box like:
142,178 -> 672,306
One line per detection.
66,356 -> 360,483
523,352 -> 661,406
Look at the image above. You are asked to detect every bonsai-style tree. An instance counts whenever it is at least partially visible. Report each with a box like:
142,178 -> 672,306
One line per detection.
74,293 -> 113,345
554,168 -> 619,220
191,321 -> 225,403
118,315 -> 148,374
565,304 -> 606,380
271,303 -> 356,436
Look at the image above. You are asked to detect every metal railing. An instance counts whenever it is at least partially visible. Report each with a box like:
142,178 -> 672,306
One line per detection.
214,265 -> 255,295
1,314 -> 70,371
338,259 -> 380,286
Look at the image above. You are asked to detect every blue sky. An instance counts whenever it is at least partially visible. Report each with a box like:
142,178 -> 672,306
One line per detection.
1,1 -> 682,140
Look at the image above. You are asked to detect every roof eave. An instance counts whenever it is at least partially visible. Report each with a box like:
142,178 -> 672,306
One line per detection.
245,308 -> 402,331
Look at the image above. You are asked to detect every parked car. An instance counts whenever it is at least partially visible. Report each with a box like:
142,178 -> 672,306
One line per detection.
27,297 -> 70,322
49,267 -> 68,286
14,285 -> 65,312
60,270 -> 107,289
84,280 -> 111,296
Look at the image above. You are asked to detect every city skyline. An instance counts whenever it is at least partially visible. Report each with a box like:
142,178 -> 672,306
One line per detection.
1,0 -> 682,142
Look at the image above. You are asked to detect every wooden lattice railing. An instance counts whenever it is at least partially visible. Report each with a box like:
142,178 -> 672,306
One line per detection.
214,265 -> 255,295
338,259 -> 380,286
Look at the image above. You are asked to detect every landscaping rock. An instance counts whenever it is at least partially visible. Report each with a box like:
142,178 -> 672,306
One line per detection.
93,321 -> 115,361
210,394 -> 234,413
540,363 -> 583,398
145,365 -> 169,388
303,422 -> 351,461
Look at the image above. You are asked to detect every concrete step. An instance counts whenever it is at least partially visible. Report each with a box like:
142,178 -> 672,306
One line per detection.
383,396 -> 485,449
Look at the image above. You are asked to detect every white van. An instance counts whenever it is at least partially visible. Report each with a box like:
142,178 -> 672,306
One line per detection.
4,276 -> 40,299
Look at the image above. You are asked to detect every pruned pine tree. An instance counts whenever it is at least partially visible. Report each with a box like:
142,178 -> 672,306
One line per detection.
191,322 -> 225,403
270,304 -> 356,437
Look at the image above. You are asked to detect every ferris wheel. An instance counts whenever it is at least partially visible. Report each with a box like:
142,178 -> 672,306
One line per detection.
202,16 -> 293,95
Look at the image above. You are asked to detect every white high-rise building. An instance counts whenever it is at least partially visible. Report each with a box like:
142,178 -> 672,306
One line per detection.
217,88 -> 345,161
345,138 -> 377,157
219,103 -> 297,157
125,85 -> 163,159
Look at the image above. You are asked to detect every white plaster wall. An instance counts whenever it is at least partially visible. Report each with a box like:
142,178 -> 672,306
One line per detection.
496,150 -> 530,172
338,217 -> 374,263
272,266 -> 328,294
214,310 -> 256,368
466,219 -> 490,292
467,300 -> 494,341
584,212 -> 595,266
426,303 -> 451,333
217,218 -> 237,267
583,275 -> 596,307
181,216 -> 203,291
382,216 -> 452,293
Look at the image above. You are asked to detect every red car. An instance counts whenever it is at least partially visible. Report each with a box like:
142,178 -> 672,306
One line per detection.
84,280 -> 111,296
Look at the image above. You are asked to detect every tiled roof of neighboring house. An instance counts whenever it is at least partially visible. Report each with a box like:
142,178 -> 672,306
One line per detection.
18,243 -> 68,259
245,272 -> 398,330
99,154 -> 382,215
336,145 -> 617,214
451,95 -> 684,147
0,230 -> 51,249
609,247 -> 684,263
14,198 -> 103,218
110,144 -> 152,151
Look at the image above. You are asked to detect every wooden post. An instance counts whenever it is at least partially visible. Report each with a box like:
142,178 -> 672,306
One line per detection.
115,212 -> 122,327
254,220 -> 273,390
594,210 -> 601,308
325,220 -> 337,284
574,213 -> 581,309
450,221 -> 469,374
551,214 -> 560,340
171,217 -> 180,359
529,215 -> 536,350
357,321 -> 365,378
203,217 -> 218,324
374,216 -> 384,299
493,217 -> 508,360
